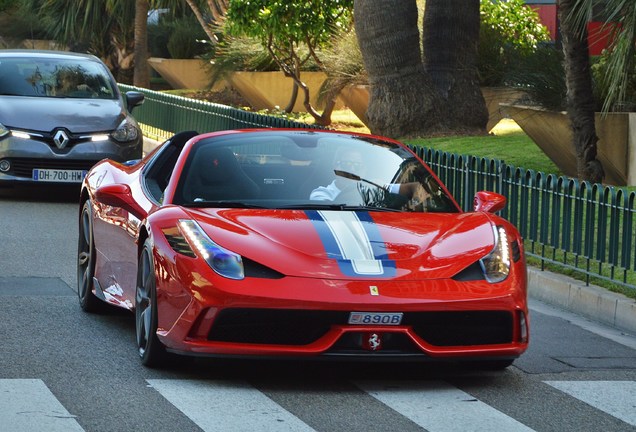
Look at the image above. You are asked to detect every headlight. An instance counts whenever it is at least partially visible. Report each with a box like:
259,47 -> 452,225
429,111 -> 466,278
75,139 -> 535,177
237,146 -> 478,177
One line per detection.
0,122 -> 9,138
178,220 -> 244,280
111,116 -> 139,142
479,225 -> 511,283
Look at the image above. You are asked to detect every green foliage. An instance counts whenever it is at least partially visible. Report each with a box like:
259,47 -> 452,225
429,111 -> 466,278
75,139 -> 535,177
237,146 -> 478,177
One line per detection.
319,29 -> 367,103
506,45 -> 568,111
226,0 -> 353,46
0,0 -> 51,41
148,23 -> 171,59
479,0 -> 550,86
0,0 -> 18,12
210,36 -> 285,79
592,48 -> 636,112
32,0 -> 135,59
166,16 -> 208,59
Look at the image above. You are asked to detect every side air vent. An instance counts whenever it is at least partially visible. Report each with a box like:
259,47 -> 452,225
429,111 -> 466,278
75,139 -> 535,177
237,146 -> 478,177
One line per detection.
163,231 -> 196,258
243,257 -> 285,279
511,239 -> 521,262
452,261 -> 485,281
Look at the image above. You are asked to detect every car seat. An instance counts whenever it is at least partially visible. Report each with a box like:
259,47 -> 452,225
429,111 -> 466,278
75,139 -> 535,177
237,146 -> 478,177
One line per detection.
184,146 -> 260,202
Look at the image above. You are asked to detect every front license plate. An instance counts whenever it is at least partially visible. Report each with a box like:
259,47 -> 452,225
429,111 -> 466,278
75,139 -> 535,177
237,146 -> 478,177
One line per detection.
348,312 -> 403,325
32,169 -> 87,183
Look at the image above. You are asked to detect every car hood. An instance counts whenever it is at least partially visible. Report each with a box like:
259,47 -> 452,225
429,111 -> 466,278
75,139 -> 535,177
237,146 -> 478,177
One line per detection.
0,96 -> 125,133
184,208 -> 496,280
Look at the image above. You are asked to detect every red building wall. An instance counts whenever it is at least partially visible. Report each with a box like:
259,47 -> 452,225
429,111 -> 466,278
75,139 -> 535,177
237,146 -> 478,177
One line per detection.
526,2 -> 614,55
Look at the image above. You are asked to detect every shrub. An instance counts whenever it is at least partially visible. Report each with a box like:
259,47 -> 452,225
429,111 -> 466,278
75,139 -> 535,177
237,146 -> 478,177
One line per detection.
167,16 -> 209,59
479,0 -> 551,86
591,50 -> 636,112
506,45 -> 568,111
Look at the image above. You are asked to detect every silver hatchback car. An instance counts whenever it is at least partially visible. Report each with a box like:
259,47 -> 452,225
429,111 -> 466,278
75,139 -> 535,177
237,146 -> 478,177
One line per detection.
0,50 -> 144,186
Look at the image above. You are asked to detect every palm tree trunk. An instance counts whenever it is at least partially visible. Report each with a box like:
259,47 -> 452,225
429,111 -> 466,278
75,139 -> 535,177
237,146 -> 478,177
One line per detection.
422,0 -> 487,133
354,0 -> 443,137
133,0 -> 150,88
559,0 -> 604,183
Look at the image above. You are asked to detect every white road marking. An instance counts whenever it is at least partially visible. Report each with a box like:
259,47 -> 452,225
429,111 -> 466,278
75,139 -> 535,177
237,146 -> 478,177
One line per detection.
355,380 -> 535,432
545,381 -> 636,426
0,379 -> 84,432
147,379 -> 316,432
5,377 -> 636,431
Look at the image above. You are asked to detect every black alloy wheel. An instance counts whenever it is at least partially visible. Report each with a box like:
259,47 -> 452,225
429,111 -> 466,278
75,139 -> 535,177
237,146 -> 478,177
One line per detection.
77,200 -> 102,312
136,239 -> 168,367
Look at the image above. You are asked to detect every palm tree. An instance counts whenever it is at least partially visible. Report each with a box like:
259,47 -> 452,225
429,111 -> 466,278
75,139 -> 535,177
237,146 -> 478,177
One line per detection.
134,0 -> 150,87
354,0 -> 444,137
33,0 -> 136,83
559,0 -> 611,183
570,0 -> 636,112
422,0 -> 488,133
354,0 -> 486,137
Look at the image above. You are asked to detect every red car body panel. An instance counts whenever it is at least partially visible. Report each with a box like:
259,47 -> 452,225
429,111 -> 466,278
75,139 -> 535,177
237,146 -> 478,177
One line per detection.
80,128 -> 529,362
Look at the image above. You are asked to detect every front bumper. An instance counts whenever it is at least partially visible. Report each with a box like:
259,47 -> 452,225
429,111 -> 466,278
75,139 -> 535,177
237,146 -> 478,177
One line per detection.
0,134 -> 142,184
154,257 -> 529,360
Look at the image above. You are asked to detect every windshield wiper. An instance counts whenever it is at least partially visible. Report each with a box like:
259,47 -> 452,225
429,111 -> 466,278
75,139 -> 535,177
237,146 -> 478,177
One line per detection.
277,203 -> 401,212
340,205 -> 402,212
184,200 -> 266,208
276,203 -> 346,210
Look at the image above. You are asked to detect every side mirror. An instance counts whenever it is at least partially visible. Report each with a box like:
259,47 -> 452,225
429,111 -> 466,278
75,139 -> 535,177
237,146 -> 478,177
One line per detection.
125,91 -> 145,112
473,191 -> 506,213
95,183 -> 146,219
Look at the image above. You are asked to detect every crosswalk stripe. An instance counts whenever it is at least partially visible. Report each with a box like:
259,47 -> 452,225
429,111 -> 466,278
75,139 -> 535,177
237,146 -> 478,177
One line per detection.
355,380 -> 535,432
147,379 -> 316,432
545,381 -> 636,427
0,379 -> 84,432
4,377 -> 636,431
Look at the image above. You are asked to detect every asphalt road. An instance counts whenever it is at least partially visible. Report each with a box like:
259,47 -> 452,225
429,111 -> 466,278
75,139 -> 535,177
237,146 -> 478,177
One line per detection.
1,186 -> 636,432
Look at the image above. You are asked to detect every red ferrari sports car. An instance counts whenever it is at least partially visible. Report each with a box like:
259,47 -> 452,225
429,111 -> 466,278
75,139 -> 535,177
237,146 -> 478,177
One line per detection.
77,128 -> 528,368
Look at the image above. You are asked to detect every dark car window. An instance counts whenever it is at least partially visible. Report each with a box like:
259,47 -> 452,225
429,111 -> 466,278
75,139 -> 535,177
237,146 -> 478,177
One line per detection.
172,131 -> 460,213
0,57 -> 116,99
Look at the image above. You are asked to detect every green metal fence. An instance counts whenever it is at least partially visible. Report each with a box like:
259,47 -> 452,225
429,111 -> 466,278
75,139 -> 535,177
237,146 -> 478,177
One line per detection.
119,84 -> 321,140
414,147 -> 636,291
120,84 -> 636,291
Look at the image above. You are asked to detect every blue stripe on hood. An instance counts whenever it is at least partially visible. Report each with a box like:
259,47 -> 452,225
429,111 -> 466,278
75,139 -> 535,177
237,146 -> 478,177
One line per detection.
306,210 -> 396,277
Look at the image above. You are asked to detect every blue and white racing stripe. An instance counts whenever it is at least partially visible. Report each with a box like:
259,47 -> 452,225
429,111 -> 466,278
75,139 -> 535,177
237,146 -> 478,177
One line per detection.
306,210 -> 396,277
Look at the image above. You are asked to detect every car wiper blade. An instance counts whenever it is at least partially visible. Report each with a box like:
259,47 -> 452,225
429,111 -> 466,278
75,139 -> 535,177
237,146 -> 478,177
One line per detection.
276,203 -> 347,210
276,204 -> 400,212
184,200 -> 266,208
340,205 -> 402,212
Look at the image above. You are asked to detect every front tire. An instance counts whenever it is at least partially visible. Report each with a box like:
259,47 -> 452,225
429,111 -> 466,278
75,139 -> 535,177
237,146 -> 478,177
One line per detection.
77,200 -> 103,312
136,239 -> 168,367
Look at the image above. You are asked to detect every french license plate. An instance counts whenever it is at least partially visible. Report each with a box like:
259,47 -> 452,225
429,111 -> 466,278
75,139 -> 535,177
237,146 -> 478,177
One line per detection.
348,312 -> 403,325
32,169 -> 87,183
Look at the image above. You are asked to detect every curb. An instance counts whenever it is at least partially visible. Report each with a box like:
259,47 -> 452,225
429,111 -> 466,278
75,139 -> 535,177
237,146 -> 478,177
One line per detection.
142,134 -> 636,335
528,267 -> 636,334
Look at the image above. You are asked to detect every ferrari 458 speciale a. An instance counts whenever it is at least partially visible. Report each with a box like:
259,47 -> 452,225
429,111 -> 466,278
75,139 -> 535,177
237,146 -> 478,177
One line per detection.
77,128 -> 528,368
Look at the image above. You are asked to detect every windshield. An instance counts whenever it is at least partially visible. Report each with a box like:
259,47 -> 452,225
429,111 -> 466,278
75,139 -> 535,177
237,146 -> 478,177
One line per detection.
0,57 -> 117,99
173,131 -> 460,213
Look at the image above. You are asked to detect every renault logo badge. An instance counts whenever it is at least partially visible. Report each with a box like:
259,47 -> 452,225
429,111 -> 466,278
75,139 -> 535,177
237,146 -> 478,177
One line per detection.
53,130 -> 69,149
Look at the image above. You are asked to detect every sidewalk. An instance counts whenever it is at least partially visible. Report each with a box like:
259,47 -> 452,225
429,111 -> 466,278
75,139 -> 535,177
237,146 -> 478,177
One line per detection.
143,136 -> 636,336
528,267 -> 636,334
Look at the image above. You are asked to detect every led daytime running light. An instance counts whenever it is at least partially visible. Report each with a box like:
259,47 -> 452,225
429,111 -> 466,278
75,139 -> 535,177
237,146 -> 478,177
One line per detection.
178,219 -> 244,280
479,225 -> 511,283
